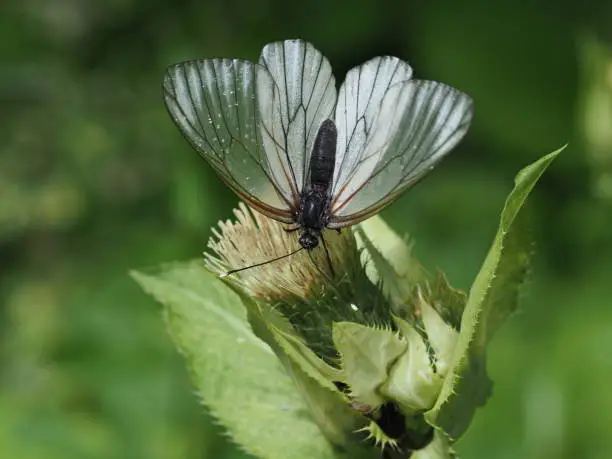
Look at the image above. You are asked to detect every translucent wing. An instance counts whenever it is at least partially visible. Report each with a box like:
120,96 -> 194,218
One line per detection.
333,56 -> 413,195
257,39 -> 337,195
163,59 -> 294,222
329,79 -> 473,227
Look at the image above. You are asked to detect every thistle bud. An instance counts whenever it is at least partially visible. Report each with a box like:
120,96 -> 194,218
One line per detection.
136,149 -> 561,459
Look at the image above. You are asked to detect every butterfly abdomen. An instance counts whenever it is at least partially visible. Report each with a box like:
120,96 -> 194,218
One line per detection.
309,119 -> 337,192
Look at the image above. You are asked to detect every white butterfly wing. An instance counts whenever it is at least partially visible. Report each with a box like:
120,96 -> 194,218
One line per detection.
333,56 -> 413,196
329,79 -> 474,226
163,59 -> 294,222
163,43 -> 473,230
257,39 -> 337,196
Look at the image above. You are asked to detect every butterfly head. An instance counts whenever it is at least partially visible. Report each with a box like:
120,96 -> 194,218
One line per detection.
299,229 -> 320,250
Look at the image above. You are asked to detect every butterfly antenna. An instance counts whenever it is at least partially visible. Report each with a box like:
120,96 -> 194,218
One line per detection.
307,249 -> 333,284
319,232 -> 336,278
306,250 -> 354,311
221,246 -> 304,278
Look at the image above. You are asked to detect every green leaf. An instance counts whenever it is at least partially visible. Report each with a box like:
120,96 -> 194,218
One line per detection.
279,358 -> 372,458
358,217 -> 467,331
268,324 -> 345,392
131,260 -> 339,459
425,271 -> 467,331
226,286 -> 369,454
426,147 -> 564,439
412,431 -> 456,459
333,322 -> 406,408
357,216 -> 426,290
383,317 -> 444,414
355,217 -> 427,321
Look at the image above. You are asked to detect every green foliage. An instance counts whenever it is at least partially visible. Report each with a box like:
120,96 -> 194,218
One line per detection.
130,149 -> 561,459
333,322 -> 406,407
428,147 -> 565,439
3,0 -> 611,457
132,262 -> 341,459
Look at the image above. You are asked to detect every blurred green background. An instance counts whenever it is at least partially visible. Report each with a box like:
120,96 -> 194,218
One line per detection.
2,0 -> 612,458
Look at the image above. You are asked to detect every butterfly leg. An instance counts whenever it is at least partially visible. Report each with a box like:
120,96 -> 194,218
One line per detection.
319,232 -> 336,278
284,224 -> 300,233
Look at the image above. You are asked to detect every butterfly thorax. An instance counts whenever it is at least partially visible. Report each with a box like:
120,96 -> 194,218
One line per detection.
297,189 -> 331,249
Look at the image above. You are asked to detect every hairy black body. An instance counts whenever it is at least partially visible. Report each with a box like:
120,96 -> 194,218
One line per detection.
295,119 -> 337,249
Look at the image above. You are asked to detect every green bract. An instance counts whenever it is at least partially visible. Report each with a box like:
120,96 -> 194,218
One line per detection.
133,148 -> 563,459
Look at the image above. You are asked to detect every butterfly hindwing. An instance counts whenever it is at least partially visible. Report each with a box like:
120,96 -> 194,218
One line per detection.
329,79 -> 474,226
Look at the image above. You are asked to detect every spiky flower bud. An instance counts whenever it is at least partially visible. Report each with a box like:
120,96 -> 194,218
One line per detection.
206,202 -> 394,362
205,202 -> 359,302
204,202 -> 471,456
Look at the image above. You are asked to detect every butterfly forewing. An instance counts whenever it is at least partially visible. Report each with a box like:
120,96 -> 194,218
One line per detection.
163,59 -> 294,222
257,40 -> 337,195
329,79 -> 473,226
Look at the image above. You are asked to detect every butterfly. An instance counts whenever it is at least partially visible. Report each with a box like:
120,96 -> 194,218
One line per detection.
163,39 -> 473,253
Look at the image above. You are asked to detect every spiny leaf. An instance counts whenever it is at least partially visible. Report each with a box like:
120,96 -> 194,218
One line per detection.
268,325 -> 345,391
237,290 -> 372,456
411,431 -> 456,459
356,217 -> 426,313
131,261 -> 338,459
425,271 -> 466,331
333,322 -> 406,408
358,216 -> 425,285
382,317 -> 443,414
427,147 -> 564,439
